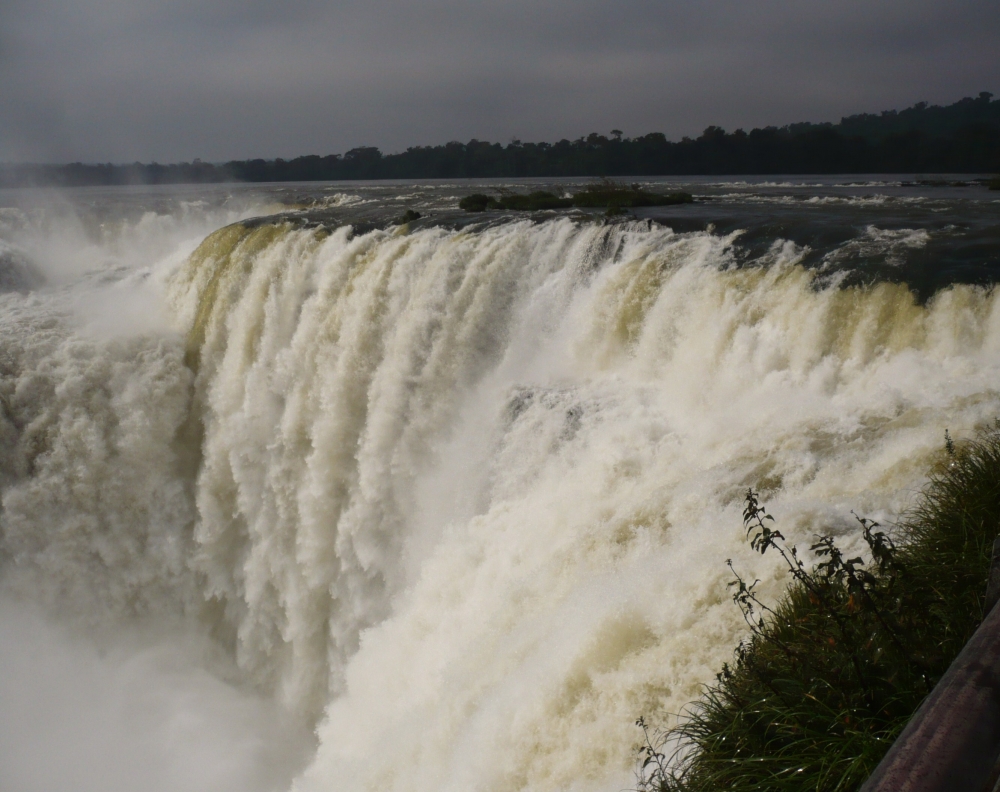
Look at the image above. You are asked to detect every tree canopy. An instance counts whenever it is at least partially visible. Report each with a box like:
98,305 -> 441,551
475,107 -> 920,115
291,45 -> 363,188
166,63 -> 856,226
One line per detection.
3,94 -> 998,187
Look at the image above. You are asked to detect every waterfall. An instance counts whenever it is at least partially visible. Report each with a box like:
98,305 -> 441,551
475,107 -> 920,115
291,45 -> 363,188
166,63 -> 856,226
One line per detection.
3,211 -> 999,791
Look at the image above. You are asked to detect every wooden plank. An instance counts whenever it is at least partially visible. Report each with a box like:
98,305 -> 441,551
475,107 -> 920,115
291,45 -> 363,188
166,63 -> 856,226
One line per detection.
861,545 -> 1000,792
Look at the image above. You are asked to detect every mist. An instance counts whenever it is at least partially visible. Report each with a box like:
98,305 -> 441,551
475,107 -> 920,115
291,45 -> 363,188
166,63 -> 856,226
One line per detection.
0,601 -> 312,792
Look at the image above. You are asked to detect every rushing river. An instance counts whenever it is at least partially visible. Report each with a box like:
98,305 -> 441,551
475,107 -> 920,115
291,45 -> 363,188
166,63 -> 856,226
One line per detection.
1,177 -> 998,792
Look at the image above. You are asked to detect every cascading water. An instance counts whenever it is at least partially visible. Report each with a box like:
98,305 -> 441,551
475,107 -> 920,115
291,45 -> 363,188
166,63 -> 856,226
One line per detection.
1,180 -> 998,792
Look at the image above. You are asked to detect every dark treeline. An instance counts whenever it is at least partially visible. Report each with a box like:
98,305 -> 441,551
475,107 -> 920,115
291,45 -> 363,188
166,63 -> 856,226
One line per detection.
3,93 -> 999,187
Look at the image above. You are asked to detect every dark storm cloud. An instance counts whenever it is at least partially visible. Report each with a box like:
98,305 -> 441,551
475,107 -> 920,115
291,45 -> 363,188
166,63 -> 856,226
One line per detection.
1,0 -> 998,163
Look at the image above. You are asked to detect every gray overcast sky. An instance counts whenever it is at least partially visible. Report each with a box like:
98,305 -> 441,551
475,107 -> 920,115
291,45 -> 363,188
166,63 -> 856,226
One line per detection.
1,0 -> 998,163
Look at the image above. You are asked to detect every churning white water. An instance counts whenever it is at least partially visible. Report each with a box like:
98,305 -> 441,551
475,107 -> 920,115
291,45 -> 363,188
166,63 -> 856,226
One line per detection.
2,189 -> 999,791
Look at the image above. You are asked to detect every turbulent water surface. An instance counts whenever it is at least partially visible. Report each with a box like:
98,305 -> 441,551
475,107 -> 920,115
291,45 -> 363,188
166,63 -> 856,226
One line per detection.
1,177 -> 998,792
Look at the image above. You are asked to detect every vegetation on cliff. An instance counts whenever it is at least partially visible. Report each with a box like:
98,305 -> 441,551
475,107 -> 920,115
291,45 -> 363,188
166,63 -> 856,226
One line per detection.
637,425 -> 1000,792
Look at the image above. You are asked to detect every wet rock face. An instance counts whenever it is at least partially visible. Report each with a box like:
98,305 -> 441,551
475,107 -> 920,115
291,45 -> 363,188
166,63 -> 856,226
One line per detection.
0,247 -> 44,293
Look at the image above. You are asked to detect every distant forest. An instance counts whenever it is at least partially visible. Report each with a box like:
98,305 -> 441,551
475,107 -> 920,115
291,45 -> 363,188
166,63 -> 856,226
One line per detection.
3,93 -> 999,187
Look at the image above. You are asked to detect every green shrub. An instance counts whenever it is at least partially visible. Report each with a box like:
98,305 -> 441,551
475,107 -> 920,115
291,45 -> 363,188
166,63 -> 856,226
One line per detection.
458,190 -> 572,212
457,183 -> 693,212
570,179 -> 692,208
496,191 -> 573,210
459,193 -> 495,212
638,425 -> 1000,792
